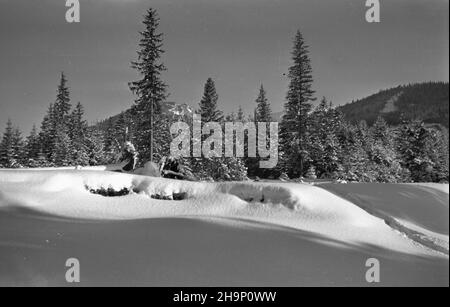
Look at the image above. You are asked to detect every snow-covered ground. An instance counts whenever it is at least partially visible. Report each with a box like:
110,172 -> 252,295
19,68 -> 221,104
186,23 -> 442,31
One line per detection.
0,169 -> 448,286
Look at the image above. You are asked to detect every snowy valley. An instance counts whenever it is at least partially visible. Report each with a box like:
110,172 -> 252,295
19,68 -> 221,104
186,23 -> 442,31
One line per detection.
0,169 -> 448,286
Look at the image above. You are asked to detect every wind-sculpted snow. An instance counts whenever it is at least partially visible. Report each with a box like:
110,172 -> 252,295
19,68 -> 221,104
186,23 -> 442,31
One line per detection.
0,169 -> 447,260
320,183 -> 449,255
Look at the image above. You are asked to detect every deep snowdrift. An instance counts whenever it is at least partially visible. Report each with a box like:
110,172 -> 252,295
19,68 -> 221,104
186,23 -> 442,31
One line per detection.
0,169 -> 448,286
321,183 -> 449,254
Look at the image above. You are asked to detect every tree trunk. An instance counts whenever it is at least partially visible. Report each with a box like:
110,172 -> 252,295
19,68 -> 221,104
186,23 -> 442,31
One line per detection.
299,103 -> 303,177
150,97 -> 154,163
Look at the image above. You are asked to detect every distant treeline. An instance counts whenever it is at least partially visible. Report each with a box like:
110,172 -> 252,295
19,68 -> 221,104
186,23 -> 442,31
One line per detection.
0,74 -> 448,183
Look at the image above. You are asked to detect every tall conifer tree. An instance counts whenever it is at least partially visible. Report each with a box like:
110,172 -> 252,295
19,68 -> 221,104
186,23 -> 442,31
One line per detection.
129,8 -> 168,163
280,30 -> 316,177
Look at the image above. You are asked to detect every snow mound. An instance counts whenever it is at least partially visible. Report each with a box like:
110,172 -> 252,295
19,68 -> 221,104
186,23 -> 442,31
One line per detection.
319,182 -> 449,255
0,169 -> 447,258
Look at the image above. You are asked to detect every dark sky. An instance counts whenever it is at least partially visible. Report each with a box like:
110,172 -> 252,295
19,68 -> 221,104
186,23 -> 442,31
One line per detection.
0,0 -> 448,133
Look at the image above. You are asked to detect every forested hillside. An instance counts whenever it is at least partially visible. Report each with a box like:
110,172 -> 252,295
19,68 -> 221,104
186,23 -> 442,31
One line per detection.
338,82 -> 449,127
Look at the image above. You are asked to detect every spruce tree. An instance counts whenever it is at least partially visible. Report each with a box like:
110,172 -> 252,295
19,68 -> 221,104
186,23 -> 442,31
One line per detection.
255,85 -> 272,122
35,149 -> 50,167
366,116 -> 404,182
398,120 -> 448,182
307,98 -> 342,178
280,30 -> 316,178
39,103 -> 57,160
371,116 -> 390,146
69,102 -> 87,141
337,121 -> 371,182
129,8 -> 168,163
249,85 -> 274,178
11,127 -> 25,167
25,125 -> 41,163
103,119 -> 117,163
38,74 -> 72,165
69,102 -> 89,165
433,129 -> 449,182
85,127 -> 107,166
53,73 -> 72,128
53,130 -> 72,166
48,73 -> 73,165
0,119 -> 15,168
199,78 -> 223,123
192,79 -> 247,181
115,112 -> 130,145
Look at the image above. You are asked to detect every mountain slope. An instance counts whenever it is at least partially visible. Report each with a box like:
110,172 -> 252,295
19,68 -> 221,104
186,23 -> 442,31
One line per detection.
337,82 -> 449,127
95,82 -> 448,130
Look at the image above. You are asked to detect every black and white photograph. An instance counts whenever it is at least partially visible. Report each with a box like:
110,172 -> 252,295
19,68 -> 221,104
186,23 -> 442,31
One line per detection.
0,0 -> 448,290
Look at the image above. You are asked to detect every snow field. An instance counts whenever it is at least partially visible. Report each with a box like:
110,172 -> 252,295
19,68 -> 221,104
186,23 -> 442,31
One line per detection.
0,169 -> 447,258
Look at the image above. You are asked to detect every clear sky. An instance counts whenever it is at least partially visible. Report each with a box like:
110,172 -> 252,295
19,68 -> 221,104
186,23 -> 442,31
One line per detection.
0,0 -> 448,134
